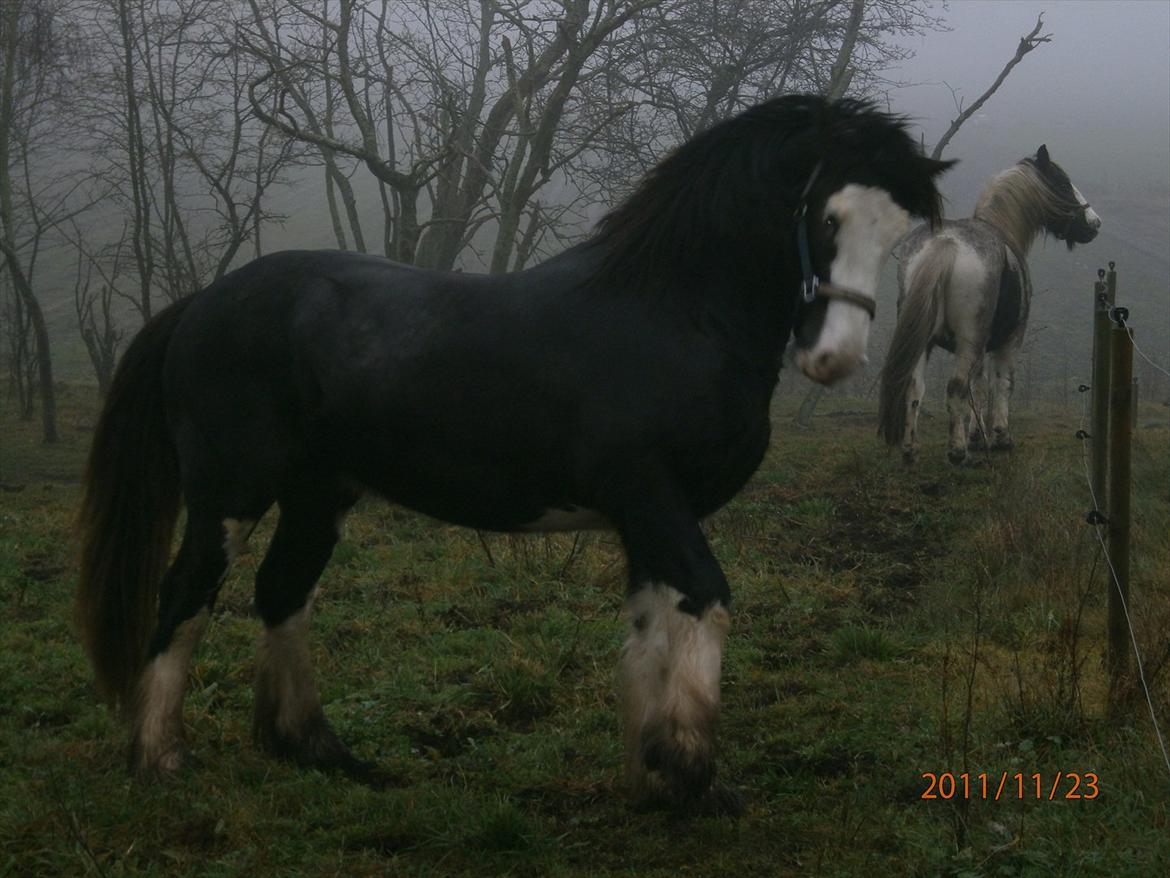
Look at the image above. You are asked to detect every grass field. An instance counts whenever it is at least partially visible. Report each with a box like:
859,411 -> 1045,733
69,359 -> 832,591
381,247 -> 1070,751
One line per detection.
1,386 -> 1168,877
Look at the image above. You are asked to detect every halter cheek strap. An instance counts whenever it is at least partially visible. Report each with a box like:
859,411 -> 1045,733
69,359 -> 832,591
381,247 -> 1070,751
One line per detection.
793,161 -> 877,320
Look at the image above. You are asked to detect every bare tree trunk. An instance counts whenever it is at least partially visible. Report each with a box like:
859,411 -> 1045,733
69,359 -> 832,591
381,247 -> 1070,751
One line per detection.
2,272 -> 35,419
322,46 -> 365,253
512,203 -> 542,272
0,242 -> 56,441
323,160 -> 348,250
115,0 -> 156,320
826,0 -> 865,100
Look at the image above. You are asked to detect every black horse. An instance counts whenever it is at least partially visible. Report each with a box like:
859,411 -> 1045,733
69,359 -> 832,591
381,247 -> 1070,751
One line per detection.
78,95 -> 951,807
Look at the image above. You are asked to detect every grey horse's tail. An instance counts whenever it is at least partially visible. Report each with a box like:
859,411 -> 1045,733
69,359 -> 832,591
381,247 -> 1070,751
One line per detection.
878,238 -> 956,446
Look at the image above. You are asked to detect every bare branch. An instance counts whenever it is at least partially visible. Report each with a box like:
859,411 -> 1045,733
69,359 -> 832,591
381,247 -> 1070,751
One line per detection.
930,13 -> 1051,160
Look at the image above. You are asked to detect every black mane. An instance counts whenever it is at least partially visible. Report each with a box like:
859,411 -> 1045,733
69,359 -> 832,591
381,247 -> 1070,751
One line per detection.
587,95 -> 948,297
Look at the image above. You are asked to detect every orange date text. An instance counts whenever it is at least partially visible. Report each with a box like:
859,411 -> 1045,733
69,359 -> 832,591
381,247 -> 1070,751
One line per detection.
920,771 -> 1099,801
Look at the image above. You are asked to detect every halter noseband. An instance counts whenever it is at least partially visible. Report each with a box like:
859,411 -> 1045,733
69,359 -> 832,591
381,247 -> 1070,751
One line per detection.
1054,200 -> 1091,240
793,161 -> 877,320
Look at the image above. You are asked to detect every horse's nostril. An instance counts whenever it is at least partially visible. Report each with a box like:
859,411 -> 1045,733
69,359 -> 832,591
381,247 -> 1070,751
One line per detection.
816,352 -> 833,372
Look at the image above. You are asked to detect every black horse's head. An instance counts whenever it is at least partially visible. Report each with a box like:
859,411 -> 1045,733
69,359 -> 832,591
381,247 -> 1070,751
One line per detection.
784,98 -> 954,384
1027,144 -> 1102,248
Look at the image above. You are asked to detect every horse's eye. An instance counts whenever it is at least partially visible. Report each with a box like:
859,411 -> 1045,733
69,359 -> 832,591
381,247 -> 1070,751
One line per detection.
824,215 -> 839,235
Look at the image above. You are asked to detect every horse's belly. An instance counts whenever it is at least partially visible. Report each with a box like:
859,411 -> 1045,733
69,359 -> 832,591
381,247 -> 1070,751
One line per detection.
518,506 -> 610,532
343,441 -> 584,533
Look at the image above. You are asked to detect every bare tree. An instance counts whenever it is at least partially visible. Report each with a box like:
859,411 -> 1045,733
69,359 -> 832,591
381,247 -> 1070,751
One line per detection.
242,0 -> 943,276
72,236 -> 123,396
930,14 -> 1051,161
79,0 -> 302,321
0,0 -> 84,442
244,0 -> 670,270
0,268 -> 38,417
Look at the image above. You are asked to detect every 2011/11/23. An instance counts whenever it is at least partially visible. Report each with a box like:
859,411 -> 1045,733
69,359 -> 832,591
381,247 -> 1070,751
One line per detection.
921,771 -> 1100,800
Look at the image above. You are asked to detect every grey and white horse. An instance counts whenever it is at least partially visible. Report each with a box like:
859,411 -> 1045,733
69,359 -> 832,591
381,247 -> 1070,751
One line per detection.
878,145 -> 1101,464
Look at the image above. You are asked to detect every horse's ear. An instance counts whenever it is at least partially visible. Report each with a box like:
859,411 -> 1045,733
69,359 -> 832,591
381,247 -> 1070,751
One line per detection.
1036,144 -> 1050,166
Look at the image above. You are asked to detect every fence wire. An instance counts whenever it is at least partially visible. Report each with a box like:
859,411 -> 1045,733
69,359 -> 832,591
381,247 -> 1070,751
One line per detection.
1076,382 -> 1170,777
1126,326 -> 1170,382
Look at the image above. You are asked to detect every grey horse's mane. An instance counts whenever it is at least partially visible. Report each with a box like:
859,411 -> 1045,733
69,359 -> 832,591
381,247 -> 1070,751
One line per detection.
973,162 -> 1077,256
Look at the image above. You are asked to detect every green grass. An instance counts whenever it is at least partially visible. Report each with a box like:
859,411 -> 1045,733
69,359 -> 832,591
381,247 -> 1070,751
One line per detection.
1,388 -> 1168,876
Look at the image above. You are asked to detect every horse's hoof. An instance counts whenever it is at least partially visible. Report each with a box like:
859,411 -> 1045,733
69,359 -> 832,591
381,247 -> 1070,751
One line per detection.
967,434 -> 988,451
703,781 -> 746,817
991,431 -> 1014,451
129,741 -> 196,780
947,448 -> 967,465
632,778 -> 743,818
255,708 -> 383,785
901,447 -> 917,465
642,736 -> 715,800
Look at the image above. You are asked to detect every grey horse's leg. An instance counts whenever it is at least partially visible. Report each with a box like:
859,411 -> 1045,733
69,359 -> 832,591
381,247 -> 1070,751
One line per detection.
967,360 -> 990,451
989,346 -> 1017,449
946,342 -> 983,465
902,352 -> 928,463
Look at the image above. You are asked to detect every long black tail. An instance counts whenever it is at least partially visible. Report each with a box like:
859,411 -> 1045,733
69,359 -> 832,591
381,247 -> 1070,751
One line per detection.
877,239 -> 955,446
77,298 -> 193,708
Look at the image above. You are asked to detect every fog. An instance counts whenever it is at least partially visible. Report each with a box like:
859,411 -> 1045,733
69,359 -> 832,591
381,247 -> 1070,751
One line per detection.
850,0 -> 1170,410
3,0 -> 1168,411
895,1 -> 1169,190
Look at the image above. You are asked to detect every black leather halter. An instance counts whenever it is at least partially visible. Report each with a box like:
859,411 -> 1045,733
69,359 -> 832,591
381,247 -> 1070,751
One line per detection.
1054,200 -> 1091,240
793,161 -> 877,320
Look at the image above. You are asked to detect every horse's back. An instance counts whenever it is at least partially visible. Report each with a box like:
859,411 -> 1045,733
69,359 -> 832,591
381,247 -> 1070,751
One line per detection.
897,219 -> 1017,353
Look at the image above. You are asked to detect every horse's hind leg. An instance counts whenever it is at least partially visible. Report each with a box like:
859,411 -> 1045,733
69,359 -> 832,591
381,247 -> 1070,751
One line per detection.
967,362 -> 991,451
132,509 -> 253,775
946,342 -> 983,465
902,352 -> 928,463
252,484 -> 366,777
988,347 -> 1016,450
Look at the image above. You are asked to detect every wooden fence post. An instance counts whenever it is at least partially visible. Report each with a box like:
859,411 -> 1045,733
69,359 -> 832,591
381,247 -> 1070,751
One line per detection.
1090,265 -> 1114,511
1107,309 -> 1134,707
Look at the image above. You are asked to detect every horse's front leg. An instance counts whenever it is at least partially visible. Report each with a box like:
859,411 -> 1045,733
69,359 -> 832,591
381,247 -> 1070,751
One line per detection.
607,474 -> 734,810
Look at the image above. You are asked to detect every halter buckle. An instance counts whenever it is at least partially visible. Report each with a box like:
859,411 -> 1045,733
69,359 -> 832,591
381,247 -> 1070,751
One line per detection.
792,159 -> 874,319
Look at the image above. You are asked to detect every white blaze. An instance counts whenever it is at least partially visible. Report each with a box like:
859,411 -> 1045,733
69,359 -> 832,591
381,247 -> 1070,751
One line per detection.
1071,184 -> 1101,229
797,184 -> 911,385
